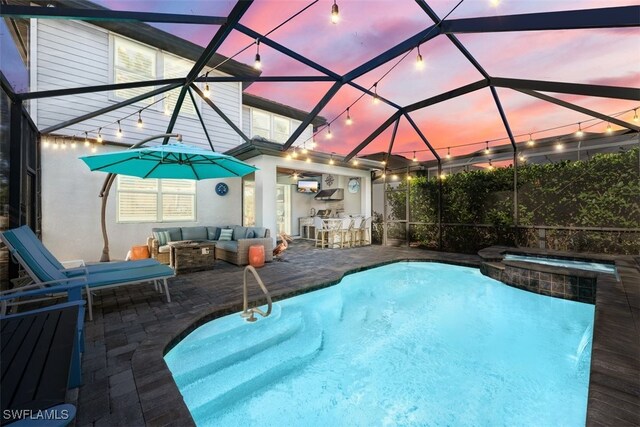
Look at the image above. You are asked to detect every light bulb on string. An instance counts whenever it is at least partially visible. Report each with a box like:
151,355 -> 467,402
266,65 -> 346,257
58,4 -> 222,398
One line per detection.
346,108 -> 352,125
91,144 -> 98,153
329,154 -> 335,165
440,173 -> 446,180
415,45 -> 424,70
306,157 -> 311,163
575,122 -> 584,137
412,151 -> 418,162
53,138 -> 59,150
527,134 -> 534,146
292,172 -> 299,180
488,159 -> 494,170
556,142 -> 564,151
71,136 -> 77,149
310,140 -> 317,149
117,121 -> 123,138
137,111 -> 143,128
326,124 -> 333,139
446,147 -> 451,159
484,141 -> 490,154
286,153 -> 292,160
330,0 -> 339,24
292,148 -> 298,159
606,122 -> 612,133
372,83 -> 379,105
634,109 -> 639,122
352,157 -> 359,166
61,140 -> 67,150
407,175 -> 412,181
96,128 -> 103,144
44,138 -> 50,148
84,132 -> 89,147
203,72 -> 211,98
302,144 -> 308,155
518,153 -> 526,162
254,39 -> 262,70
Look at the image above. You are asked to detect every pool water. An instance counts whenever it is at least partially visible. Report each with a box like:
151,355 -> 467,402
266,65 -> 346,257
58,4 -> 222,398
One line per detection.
165,262 -> 595,427
503,254 -> 617,275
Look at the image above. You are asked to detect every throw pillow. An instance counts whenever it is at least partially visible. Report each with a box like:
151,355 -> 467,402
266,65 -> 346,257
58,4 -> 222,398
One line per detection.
246,230 -> 255,238
153,231 -> 167,245
161,231 -> 172,243
219,229 -> 233,241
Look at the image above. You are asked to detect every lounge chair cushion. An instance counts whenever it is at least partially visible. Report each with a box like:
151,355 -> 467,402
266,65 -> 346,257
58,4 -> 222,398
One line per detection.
158,245 -> 171,253
232,226 -> 248,240
206,226 -> 221,240
182,227 -> 208,241
215,240 -> 238,253
86,264 -> 174,287
218,229 -> 233,241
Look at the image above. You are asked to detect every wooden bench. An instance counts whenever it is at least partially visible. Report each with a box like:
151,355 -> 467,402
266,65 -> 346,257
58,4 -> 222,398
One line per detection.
1,301 -> 84,426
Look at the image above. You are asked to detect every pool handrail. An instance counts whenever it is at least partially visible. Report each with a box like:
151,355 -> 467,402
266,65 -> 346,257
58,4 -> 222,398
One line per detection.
241,265 -> 273,322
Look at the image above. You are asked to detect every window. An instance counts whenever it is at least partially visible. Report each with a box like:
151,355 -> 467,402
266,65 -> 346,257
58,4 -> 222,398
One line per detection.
252,110 -> 270,139
273,116 -> 291,143
117,176 -> 196,222
164,54 -> 196,115
113,37 -> 156,102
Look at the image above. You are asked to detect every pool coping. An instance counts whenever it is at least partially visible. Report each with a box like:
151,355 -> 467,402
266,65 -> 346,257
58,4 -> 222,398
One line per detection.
130,250 -> 639,426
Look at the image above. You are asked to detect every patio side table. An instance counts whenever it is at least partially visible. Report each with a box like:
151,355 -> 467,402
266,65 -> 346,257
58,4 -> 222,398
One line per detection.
169,242 -> 216,274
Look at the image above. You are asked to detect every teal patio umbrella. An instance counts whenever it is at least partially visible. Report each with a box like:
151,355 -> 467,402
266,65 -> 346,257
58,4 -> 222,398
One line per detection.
79,135 -> 258,261
80,141 -> 257,179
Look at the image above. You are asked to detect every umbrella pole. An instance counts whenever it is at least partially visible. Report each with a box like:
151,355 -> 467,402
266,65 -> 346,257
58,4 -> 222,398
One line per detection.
99,173 -> 116,262
96,134 -> 182,262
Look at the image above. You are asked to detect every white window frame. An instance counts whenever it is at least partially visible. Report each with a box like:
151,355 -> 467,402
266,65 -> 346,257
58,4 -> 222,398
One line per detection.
163,52 -> 199,116
117,176 -> 197,223
110,35 -> 158,103
249,107 -> 299,144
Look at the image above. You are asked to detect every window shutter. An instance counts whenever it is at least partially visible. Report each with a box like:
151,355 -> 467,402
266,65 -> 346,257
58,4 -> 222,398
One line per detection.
114,37 -> 156,101
118,193 -> 158,222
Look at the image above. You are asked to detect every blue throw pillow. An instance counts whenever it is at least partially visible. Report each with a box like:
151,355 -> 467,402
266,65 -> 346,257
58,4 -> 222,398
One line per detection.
162,231 -> 172,244
247,230 -> 256,238
219,229 -> 233,241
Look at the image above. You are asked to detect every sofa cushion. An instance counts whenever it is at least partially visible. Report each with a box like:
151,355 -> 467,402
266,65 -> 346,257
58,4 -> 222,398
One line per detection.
215,240 -> 238,252
158,244 -> 171,253
232,226 -> 248,240
152,227 -> 182,242
219,229 -> 233,241
247,227 -> 267,238
206,226 -> 221,240
182,226 -> 207,241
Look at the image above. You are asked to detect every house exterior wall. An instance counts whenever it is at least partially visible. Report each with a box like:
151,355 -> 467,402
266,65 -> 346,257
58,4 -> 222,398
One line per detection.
32,19 -> 242,151
40,138 -> 243,260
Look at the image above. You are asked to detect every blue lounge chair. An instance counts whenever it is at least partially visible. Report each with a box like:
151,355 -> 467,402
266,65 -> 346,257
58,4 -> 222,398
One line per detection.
1,227 -> 175,320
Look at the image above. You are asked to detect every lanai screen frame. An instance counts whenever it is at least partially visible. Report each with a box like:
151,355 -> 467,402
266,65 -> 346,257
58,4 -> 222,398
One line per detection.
2,0 -> 639,249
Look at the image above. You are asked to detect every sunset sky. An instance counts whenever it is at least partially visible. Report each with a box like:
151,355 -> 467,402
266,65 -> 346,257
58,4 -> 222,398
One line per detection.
13,1 -> 640,159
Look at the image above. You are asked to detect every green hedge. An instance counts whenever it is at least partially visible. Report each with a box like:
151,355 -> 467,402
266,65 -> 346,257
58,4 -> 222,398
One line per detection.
382,147 -> 640,254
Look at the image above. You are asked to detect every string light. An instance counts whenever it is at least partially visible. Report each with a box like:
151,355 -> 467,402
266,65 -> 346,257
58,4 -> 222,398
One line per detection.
96,128 -> 103,144
518,153 -> 526,162
446,147 -> 451,159
606,122 -> 612,133
407,175 -> 412,181
352,157 -> 359,166
488,159 -> 494,170
556,142 -> 564,151
329,154 -> 335,165
306,157 -> 311,163
330,0 -> 339,24
372,83 -> 379,104
53,139 -> 59,150
91,144 -> 97,153
84,132 -> 89,147
310,140 -> 317,148
292,148 -> 298,159
70,136 -> 77,149
292,172 -> 299,180
254,39 -> 262,70
575,122 -> 584,137
346,108 -> 352,125
137,111 -> 143,128
61,140 -> 67,150
203,71 -> 211,98
286,152 -> 292,160
440,173 -> 447,180
117,120 -> 123,138
490,0 -> 500,6
527,134 -> 534,146
634,109 -> 638,122
484,141 -> 490,154
326,124 -> 333,139
415,45 -> 424,70
392,174 -> 398,180
412,151 -> 418,162
302,145 -> 308,154
44,139 -> 50,148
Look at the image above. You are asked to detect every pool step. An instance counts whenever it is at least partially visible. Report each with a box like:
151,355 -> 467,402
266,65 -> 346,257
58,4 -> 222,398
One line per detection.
174,304 -> 283,348
170,309 -> 303,388
183,311 -> 324,420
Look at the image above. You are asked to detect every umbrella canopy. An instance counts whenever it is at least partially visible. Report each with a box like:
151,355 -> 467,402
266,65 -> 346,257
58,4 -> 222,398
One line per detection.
80,142 -> 257,180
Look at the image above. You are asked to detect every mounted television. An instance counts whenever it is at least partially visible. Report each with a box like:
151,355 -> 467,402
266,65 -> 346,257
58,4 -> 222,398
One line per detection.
297,180 -> 319,193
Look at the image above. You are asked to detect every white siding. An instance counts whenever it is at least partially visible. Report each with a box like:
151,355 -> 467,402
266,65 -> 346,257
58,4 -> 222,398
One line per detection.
35,19 -> 242,151
242,106 -> 251,136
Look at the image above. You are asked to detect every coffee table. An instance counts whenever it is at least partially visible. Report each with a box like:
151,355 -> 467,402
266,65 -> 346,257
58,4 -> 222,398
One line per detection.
169,241 -> 215,274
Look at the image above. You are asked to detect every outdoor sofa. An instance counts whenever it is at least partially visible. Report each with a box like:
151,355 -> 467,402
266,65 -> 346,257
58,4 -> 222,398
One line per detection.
148,225 -> 273,266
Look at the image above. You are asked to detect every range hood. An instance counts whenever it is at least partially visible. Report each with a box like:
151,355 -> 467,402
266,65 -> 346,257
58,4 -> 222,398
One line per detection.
314,188 -> 344,201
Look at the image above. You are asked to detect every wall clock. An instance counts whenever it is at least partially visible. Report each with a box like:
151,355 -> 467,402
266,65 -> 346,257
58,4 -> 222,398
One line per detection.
215,182 -> 229,196
324,174 -> 335,187
348,178 -> 360,194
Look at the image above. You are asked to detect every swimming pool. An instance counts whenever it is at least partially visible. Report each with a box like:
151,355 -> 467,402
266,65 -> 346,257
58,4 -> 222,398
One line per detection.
503,254 -> 617,275
165,262 -> 594,426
